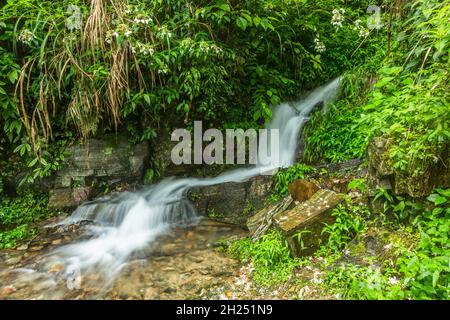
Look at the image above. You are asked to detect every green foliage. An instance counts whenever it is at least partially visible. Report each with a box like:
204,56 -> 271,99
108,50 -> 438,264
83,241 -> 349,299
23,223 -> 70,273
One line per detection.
0,0 -> 386,185
396,189 -> 450,299
0,193 -> 60,249
303,0 -> 449,171
227,229 -> 298,286
0,224 -> 33,250
323,189 -> 450,300
269,163 -> 315,202
368,2 -> 450,174
303,103 -> 367,163
321,202 -> 367,253
347,178 -> 366,192
302,65 -> 385,164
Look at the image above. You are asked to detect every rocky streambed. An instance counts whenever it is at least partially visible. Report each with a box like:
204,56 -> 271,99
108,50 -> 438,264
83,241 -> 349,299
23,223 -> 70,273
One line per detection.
0,217 -> 253,300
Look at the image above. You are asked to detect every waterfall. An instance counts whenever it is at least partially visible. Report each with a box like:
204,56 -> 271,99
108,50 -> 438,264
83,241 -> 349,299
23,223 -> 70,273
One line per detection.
52,77 -> 341,280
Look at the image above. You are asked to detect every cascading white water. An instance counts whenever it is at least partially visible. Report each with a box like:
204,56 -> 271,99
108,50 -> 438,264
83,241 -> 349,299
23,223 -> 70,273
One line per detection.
52,77 -> 341,280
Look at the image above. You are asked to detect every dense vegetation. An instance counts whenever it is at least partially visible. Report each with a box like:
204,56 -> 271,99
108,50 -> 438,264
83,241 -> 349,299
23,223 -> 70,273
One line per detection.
0,0 -> 448,300
226,0 -> 449,300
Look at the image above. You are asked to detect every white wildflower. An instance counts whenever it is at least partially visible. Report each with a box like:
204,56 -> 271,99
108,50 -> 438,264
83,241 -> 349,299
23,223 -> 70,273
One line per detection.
358,27 -> 370,38
314,38 -> 326,53
331,8 -> 345,30
353,19 -> 370,38
133,17 -> 153,25
18,29 -> 35,45
159,26 -> 173,39
388,277 -> 399,285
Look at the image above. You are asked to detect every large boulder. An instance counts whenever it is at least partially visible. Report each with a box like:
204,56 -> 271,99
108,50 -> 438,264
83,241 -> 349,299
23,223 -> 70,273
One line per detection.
273,189 -> 344,257
367,137 -> 450,197
188,176 -> 273,225
49,134 -> 149,209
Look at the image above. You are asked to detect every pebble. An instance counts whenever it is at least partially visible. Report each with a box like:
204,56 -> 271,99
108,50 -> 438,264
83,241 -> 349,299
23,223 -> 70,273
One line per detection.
29,245 -> 44,252
1,285 -> 17,295
5,256 -> 22,266
51,239 -> 62,245
16,244 -> 29,251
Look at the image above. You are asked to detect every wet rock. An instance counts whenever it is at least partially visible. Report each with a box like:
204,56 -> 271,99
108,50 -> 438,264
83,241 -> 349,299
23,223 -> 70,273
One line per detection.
48,264 -> 64,273
189,175 -> 273,225
274,189 -> 344,257
49,134 -> 149,209
288,179 -> 319,203
51,239 -> 63,245
49,187 -> 92,209
16,244 -> 28,251
247,195 -> 293,240
5,256 -> 22,266
29,245 -> 44,252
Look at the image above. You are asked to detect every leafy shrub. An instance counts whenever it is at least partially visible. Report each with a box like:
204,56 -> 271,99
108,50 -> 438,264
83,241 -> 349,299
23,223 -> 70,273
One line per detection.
0,194 -> 60,249
323,189 -> 450,300
303,102 -> 367,163
396,189 -> 450,299
227,229 -> 298,286
321,202 -> 368,253
0,0 -> 386,183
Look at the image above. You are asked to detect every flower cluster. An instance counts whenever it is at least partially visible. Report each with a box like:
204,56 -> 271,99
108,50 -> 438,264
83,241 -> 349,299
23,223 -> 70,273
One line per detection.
314,37 -> 326,53
331,8 -> 345,30
124,5 -> 139,15
158,26 -> 173,39
131,42 -> 155,56
198,41 -> 223,55
388,276 -> 399,285
18,29 -> 35,45
133,16 -> 153,26
353,19 -> 370,38
157,66 -> 169,75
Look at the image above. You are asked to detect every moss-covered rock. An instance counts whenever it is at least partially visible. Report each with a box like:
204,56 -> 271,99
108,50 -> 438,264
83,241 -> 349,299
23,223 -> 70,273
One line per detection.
367,137 -> 450,197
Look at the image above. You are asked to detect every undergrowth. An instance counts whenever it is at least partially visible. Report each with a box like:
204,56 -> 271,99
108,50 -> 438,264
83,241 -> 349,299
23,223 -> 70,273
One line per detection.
0,194 -> 60,249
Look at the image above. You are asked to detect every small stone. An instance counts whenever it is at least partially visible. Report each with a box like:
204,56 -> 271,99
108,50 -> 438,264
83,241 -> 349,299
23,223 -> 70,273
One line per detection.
51,239 -> 62,245
5,256 -> 21,266
186,231 -> 195,239
29,245 -> 44,251
48,264 -> 64,273
1,285 -> 16,295
144,287 -> 159,299
16,244 -> 28,251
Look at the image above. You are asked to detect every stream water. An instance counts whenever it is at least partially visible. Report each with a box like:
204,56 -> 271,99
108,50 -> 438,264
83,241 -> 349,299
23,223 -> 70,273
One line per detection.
0,78 -> 341,299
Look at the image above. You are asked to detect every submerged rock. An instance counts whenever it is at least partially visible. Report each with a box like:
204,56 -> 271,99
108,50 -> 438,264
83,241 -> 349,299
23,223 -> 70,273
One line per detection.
273,189 -> 344,257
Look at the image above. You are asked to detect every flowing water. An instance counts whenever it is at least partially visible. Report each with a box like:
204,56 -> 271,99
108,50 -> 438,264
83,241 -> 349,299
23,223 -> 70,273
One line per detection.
0,78 -> 341,298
